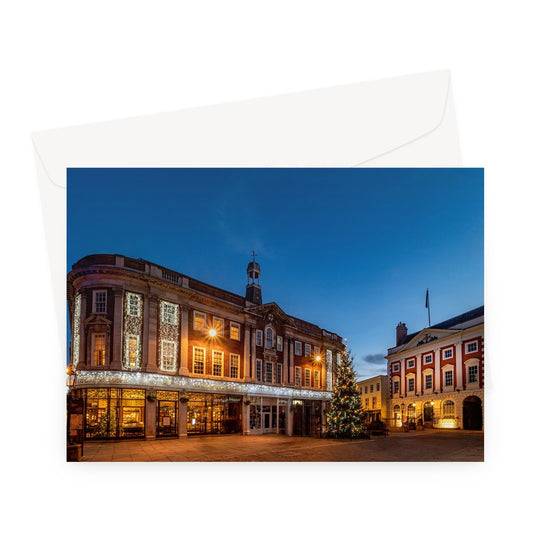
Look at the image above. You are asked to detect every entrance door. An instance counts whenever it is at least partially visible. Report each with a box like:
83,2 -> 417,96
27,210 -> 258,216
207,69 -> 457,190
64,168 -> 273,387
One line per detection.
463,396 -> 483,430
423,402 -> 434,427
157,400 -> 178,437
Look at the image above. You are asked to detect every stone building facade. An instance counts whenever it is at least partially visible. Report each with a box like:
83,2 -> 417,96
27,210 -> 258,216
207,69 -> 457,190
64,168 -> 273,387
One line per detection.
357,375 -> 389,424
385,306 -> 484,430
67,254 -> 345,440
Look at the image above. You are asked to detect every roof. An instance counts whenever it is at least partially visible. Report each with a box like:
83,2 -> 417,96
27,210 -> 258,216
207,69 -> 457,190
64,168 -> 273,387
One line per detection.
401,305 -> 484,346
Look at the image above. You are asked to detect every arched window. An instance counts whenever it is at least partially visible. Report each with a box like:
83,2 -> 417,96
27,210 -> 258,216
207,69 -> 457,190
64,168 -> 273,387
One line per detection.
442,400 -> 455,418
265,327 -> 274,349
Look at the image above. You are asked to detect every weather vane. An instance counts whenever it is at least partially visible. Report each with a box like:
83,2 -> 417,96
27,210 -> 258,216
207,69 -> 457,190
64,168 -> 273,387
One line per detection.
252,250 -> 257,262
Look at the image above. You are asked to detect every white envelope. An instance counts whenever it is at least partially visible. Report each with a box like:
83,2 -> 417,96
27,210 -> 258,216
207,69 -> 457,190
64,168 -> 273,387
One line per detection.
32,69 -> 461,359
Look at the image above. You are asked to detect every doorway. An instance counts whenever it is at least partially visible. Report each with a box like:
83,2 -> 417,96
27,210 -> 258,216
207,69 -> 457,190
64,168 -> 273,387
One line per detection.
463,396 -> 483,430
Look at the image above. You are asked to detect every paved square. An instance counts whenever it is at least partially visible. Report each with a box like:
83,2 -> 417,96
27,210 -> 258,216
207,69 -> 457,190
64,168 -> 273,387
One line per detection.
79,429 -> 484,462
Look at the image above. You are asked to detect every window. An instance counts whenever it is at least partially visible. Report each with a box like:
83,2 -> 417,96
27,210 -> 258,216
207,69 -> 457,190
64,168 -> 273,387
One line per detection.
444,370 -> 454,387
376,382 -> 380,392
407,359 -> 415,369
193,347 -> 205,374
126,293 -> 141,317
425,374 -> 433,390
305,368 -> 311,387
277,336 -> 283,351
365,386 -> 368,394
314,369 -> 320,388
365,398 -> 369,408
212,350 -> 223,377
230,322 -> 240,341
256,359 -> 262,382
468,365 -> 479,384
230,354 -> 239,379
305,344 -> 311,357
213,317 -> 224,335
93,290 -> 107,313
408,378 -> 415,392
126,335 -> 140,368
160,340 -> 177,372
466,341 -> 478,353
314,346 -> 320,355
393,380 -> 400,394
276,363 -> 282,384
372,397 -> 377,409
256,330 -> 263,346
443,400 -> 455,418
295,367 -> 302,386
265,328 -> 274,349
392,362 -> 400,372
265,361 -> 273,383
424,354 -> 433,364
370,384 -> 374,393
443,348 -> 453,359
161,302 -> 178,325
93,334 -> 105,365
193,311 -> 206,331
295,341 -> 302,356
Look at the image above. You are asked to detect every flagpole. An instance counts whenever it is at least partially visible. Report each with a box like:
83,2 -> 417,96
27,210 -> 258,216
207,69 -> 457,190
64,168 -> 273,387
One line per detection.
426,289 -> 431,327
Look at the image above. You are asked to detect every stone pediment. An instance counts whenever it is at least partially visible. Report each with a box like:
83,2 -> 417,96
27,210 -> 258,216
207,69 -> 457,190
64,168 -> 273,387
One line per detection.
401,328 -> 459,352
84,314 -> 113,326
248,302 -> 289,325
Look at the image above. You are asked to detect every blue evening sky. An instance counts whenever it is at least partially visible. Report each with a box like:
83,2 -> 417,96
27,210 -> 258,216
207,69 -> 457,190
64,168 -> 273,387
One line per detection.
67,168 -> 483,380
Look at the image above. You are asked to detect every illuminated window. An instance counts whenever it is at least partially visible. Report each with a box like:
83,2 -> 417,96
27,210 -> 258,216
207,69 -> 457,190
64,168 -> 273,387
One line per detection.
265,361 -> 273,383
193,311 -> 206,331
193,347 -> 205,374
265,328 -> 274,349
160,340 -> 177,372
213,317 -> 224,335
162,301 -> 178,325
93,334 -> 105,366
424,354 -> 433,364
230,322 -> 240,341
230,354 -> 239,379
295,341 -> 302,356
425,374 -> 433,390
93,290 -> 107,313
305,344 -> 311,357
277,336 -> 283,351
444,369 -> 454,387
466,341 -> 478,353
256,359 -> 262,382
443,400 -> 455,417
295,367 -> 302,386
126,293 -> 141,317
314,369 -> 320,388
127,335 -> 140,367
443,348 -> 453,359
212,350 -> 223,377
256,330 -> 263,346
305,368 -> 311,387
468,365 -> 479,383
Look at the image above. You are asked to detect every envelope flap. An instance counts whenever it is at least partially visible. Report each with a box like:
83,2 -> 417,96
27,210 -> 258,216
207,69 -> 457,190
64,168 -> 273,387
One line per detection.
33,70 -> 451,187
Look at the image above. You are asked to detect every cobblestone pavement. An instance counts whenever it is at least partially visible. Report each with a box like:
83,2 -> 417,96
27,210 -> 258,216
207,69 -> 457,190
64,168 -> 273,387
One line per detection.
79,429 -> 483,462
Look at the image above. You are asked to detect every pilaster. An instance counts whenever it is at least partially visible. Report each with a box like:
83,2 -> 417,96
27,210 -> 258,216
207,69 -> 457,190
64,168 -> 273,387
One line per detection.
178,397 -> 188,438
110,288 -> 123,370
456,341 -> 463,390
144,295 -> 159,373
78,290 -> 89,369
179,304 -> 190,376
435,348 -> 441,391
283,338 -> 289,385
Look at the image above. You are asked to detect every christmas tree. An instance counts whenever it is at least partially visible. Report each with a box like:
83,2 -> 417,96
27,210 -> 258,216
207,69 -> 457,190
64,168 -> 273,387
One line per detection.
326,349 -> 367,438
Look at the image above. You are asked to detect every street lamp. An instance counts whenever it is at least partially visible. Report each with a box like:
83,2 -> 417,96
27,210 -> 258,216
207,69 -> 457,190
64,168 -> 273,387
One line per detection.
66,363 -> 77,390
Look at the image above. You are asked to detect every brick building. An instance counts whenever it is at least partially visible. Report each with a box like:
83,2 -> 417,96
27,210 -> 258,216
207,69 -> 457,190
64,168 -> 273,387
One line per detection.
67,254 -> 345,440
385,306 -> 484,430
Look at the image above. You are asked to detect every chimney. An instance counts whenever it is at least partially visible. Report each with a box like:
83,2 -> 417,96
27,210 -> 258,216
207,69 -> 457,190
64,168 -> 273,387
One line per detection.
396,322 -> 407,346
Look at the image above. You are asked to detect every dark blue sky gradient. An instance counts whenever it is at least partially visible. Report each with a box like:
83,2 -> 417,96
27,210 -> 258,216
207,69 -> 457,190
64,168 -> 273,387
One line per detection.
67,168 -> 484,379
